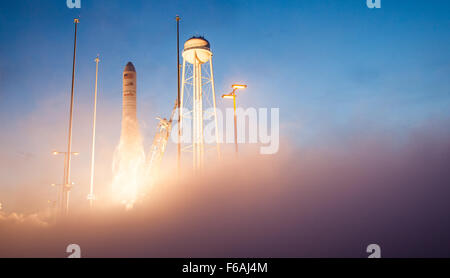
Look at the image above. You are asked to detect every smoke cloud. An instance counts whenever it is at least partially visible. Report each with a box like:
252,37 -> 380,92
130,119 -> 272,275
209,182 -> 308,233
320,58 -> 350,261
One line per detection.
1,119 -> 450,258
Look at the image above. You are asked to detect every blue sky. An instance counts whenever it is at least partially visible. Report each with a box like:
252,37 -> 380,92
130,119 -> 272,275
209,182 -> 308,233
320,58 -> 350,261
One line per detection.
1,0 -> 449,147
0,1 -> 450,209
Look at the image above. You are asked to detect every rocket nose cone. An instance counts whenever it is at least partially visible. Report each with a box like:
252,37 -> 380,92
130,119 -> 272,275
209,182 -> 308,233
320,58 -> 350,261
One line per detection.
124,62 -> 136,72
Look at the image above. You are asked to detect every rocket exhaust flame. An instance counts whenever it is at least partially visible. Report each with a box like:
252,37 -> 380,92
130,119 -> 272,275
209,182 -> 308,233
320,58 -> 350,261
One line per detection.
111,62 -> 146,209
111,134 -> 145,210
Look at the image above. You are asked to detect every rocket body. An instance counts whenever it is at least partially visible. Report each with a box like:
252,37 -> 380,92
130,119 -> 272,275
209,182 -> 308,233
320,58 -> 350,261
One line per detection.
112,62 -> 144,209
121,62 -> 138,144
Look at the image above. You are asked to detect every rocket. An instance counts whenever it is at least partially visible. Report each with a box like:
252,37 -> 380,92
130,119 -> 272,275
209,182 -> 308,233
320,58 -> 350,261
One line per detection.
112,62 -> 144,209
121,62 -> 139,144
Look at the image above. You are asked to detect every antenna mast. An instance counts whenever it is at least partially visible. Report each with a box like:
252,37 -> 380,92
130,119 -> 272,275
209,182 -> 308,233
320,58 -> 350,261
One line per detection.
88,55 -> 100,208
176,15 -> 181,176
63,18 -> 79,216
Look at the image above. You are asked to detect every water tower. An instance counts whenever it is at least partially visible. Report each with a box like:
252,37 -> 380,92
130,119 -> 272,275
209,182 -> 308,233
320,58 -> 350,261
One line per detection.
180,36 -> 221,169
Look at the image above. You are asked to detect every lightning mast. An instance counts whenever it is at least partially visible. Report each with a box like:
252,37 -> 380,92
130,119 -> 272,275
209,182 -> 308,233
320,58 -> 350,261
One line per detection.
63,18 -> 79,216
176,16 -> 181,176
88,56 -> 100,208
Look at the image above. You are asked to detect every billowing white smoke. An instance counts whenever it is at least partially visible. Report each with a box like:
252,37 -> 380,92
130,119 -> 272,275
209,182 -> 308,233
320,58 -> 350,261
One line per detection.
0,211 -> 49,227
111,118 -> 146,210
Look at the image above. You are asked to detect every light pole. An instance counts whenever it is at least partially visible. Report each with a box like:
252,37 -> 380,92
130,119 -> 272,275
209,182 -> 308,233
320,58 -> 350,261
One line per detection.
52,151 -> 79,215
176,15 -> 181,176
222,84 -> 247,154
64,18 -> 79,216
88,56 -> 100,208
50,182 -> 75,214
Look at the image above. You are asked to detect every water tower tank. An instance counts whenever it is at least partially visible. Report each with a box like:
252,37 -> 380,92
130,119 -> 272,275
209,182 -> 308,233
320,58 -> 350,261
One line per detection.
183,36 -> 212,64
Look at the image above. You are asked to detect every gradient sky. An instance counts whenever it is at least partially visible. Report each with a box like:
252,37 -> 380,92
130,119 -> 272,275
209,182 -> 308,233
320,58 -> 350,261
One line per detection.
0,0 -> 449,212
1,0 -> 449,139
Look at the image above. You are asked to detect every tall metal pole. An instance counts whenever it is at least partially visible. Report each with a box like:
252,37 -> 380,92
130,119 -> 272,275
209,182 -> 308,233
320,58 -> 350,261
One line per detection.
176,16 -> 181,175
233,94 -> 238,154
88,56 -> 100,208
61,152 -> 67,214
64,18 -> 79,216
209,59 -> 221,160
